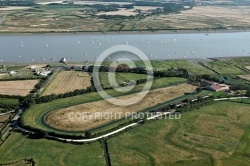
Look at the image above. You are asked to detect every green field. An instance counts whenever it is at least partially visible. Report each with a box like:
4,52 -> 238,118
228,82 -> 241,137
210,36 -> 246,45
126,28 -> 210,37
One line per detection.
22,77 -> 187,134
102,60 -> 213,75
135,60 -> 213,75
228,57 -> 250,67
0,133 -> 105,166
202,60 -> 246,75
3,101 -> 250,165
0,65 -> 41,80
98,72 -> 147,88
0,97 -> 19,106
108,101 -> 250,165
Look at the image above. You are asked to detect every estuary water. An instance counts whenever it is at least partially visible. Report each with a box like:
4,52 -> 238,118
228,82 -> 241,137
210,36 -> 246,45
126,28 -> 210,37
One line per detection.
0,32 -> 249,63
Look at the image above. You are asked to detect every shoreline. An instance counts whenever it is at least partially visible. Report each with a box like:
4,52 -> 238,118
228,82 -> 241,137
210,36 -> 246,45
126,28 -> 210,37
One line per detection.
0,56 -> 249,66
0,29 -> 250,36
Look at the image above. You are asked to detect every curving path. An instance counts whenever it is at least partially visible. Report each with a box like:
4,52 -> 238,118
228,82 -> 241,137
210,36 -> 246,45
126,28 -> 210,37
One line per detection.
11,96 -> 249,143
13,110 -> 174,142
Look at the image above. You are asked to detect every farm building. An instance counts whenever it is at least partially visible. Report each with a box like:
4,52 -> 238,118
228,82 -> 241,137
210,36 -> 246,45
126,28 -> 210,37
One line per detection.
8,71 -> 16,76
29,66 -> 37,69
37,71 -> 51,76
207,84 -> 229,92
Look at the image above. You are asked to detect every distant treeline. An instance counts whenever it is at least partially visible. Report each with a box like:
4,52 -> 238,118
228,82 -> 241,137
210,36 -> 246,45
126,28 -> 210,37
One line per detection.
0,0 -> 35,6
47,0 -> 195,18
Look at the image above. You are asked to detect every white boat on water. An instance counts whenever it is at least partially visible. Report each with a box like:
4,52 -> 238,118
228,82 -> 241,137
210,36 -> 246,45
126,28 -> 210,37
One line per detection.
60,57 -> 67,62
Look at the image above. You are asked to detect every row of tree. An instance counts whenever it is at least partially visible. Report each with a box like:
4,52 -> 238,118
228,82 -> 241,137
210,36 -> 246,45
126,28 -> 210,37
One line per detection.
35,77 -> 150,104
0,1 -> 35,6
35,86 -> 96,104
31,72 -> 53,93
150,95 -> 215,114
154,68 -> 189,78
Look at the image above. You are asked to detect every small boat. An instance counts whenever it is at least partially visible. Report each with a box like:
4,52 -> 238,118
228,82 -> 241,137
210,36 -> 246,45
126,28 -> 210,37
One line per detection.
60,57 -> 67,62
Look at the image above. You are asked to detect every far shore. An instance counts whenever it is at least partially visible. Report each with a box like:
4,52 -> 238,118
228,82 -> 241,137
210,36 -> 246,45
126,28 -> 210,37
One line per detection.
0,28 -> 249,36
1,56 -> 248,66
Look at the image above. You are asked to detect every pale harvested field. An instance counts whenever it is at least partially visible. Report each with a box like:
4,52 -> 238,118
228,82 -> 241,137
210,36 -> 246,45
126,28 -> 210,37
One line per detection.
74,1 -> 132,5
45,83 -> 196,131
178,6 -> 250,27
97,6 -> 162,16
97,8 -> 137,16
1,6 -> 250,32
27,64 -> 46,69
238,75 -> 250,81
37,1 -> 63,5
0,7 -> 30,11
137,6 -> 250,30
133,6 -> 163,11
42,71 -> 91,96
0,80 -> 39,96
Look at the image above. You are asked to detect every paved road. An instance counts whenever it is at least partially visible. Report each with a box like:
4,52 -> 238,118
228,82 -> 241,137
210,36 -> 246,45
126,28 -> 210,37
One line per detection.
214,97 -> 249,101
0,111 -> 15,116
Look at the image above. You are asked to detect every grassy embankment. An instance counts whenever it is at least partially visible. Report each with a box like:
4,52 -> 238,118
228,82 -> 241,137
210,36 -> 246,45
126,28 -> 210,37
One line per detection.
201,60 -> 248,75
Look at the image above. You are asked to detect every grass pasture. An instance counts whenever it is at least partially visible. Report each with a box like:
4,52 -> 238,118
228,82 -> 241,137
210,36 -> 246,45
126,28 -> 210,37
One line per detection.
0,80 -> 39,96
230,57 -> 250,67
108,101 -> 250,166
98,72 -> 147,88
136,60 -> 212,75
0,65 -> 41,80
0,97 -> 19,106
202,60 -> 246,75
42,71 -> 91,96
0,133 -> 105,166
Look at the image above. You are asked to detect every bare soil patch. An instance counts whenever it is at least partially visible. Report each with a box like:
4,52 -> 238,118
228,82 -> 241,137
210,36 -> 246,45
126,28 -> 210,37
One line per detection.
45,83 -> 196,131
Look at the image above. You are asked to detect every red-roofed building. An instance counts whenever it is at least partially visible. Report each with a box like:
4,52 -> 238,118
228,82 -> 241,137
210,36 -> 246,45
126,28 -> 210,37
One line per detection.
207,84 -> 229,92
